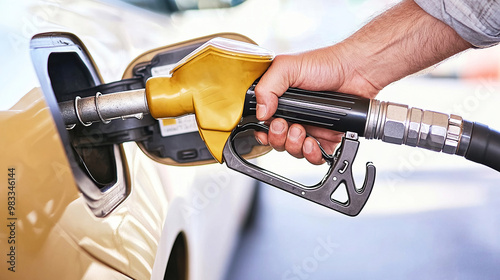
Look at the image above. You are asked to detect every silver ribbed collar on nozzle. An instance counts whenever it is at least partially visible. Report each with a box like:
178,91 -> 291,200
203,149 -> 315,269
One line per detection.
364,99 -> 471,155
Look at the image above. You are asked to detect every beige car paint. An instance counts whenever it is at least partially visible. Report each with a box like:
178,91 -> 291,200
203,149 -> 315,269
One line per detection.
1,1 -> 260,279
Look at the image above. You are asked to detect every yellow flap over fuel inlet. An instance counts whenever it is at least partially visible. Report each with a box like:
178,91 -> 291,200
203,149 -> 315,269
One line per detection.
146,37 -> 274,162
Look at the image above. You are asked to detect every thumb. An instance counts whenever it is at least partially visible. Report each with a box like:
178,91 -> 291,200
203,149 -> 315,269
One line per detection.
254,55 -> 298,121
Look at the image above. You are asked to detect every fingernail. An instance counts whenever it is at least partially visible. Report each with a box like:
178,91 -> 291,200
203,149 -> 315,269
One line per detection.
288,126 -> 301,140
304,140 -> 313,154
271,121 -> 285,134
255,136 -> 263,145
256,104 -> 266,120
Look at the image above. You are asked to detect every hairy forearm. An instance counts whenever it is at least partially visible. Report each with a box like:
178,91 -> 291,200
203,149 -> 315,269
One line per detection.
337,0 -> 472,91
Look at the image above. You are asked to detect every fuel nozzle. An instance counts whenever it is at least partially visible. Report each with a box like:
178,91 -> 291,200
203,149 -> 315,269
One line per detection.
58,36 -> 500,175
55,35 -> 500,217
60,37 -> 273,163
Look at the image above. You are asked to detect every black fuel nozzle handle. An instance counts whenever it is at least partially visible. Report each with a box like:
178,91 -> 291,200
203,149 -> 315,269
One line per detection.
243,82 -> 371,136
236,83 -> 377,216
223,123 -> 376,216
245,79 -> 500,173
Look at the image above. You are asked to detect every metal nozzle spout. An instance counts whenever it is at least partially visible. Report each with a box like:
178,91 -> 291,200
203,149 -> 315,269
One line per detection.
59,89 -> 148,129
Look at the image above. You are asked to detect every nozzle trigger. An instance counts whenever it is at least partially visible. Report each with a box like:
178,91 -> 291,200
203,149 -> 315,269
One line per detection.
223,123 -> 376,216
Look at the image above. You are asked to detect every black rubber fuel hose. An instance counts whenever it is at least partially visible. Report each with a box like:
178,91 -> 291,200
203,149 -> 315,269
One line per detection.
465,122 -> 500,172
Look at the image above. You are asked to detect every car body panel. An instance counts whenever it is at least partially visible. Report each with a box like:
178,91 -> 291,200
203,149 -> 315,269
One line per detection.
1,88 -> 128,279
1,1 -> 257,279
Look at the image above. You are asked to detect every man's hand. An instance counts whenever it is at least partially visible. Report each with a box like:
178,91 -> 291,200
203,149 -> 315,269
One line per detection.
254,46 -> 380,165
254,0 -> 470,165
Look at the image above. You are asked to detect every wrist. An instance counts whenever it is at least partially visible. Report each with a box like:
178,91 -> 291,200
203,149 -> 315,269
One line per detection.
336,0 -> 471,94
325,43 -> 381,99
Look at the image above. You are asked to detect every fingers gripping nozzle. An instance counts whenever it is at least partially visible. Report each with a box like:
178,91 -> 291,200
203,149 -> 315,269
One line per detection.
224,124 -> 376,216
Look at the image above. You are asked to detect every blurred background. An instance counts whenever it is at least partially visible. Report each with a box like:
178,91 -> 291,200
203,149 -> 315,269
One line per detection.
3,0 -> 500,279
